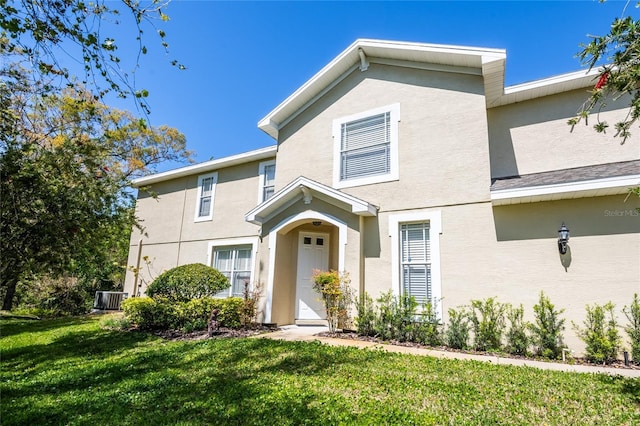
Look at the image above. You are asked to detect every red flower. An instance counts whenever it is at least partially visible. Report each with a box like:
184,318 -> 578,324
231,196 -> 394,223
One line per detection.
595,72 -> 609,89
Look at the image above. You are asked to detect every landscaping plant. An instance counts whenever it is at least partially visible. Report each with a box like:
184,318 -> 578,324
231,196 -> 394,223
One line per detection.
469,297 -> 506,352
529,291 -> 566,359
146,263 -> 229,302
624,293 -> 640,364
505,304 -> 530,356
355,292 -> 376,337
574,302 -> 621,365
445,307 -> 470,350
311,270 -> 352,332
413,299 -> 443,347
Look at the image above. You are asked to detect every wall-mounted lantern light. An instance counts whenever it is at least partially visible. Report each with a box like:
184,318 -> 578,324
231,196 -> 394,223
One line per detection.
557,223 -> 570,255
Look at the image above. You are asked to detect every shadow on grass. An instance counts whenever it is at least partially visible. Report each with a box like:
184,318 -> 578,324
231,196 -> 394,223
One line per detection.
1,321 -> 359,425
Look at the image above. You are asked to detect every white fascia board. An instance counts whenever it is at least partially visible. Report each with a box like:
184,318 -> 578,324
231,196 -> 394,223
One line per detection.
132,145 -> 277,187
503,69 -> 599,95
491,175 -> 640,205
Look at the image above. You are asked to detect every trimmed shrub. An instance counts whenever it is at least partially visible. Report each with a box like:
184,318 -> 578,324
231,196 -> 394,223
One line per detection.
505,304 -> 530,356
121,296 -> 178,330
469,297 -> 506,352
413,300 -> 443,347
445,307 -> 470,350
355,292 -> 376,337
624,293 -> 640,364
122,296 -> 244,331
529,292 -> 566,359
574,302 -> 621,364
146,263 -> 229,302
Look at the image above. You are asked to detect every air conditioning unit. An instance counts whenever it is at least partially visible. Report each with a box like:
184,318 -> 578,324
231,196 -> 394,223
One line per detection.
93,291 -> 128,310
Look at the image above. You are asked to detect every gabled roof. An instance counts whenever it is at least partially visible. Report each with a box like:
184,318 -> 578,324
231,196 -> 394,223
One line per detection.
131,145 -> 277,187
245,176 -> 378,225
258,39 -> 602,139
490,160 -> 640,206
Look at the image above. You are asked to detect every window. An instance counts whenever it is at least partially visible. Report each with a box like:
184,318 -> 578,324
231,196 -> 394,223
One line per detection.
213,246 -> 252,297
258,160 -> 276,202
194,172 -> 217,222
389,211 -> 442,316
400,222 -> 431,306
333,103 -> 399,188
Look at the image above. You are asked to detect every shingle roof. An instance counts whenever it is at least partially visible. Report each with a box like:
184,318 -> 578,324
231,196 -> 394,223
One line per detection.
491,160 -> 640,191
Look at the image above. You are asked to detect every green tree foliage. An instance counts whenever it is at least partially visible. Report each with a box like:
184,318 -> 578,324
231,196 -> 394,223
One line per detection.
0,81 -> 190,310
146,264 -> 230,302
569,3 -> 640,142
0,0 -> 182,113
468,297 -> 507,352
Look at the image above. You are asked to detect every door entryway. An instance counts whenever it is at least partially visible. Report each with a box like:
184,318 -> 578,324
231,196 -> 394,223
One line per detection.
296,232 -> 329,320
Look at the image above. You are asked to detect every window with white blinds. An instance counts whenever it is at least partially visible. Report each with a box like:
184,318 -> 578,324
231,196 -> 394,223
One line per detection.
213,245 -> 252,297
258,160 -> 276,202
340,112 -> 390,181
194,172 -> 217,222
400,222 -> 432,306
333,103 -> 399,189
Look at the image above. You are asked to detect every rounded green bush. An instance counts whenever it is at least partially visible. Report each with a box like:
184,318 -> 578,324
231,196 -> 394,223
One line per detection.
146,263 -> 229,302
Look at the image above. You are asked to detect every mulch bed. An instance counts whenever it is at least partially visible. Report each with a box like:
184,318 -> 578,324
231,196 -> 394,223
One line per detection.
318,330 -> 640,371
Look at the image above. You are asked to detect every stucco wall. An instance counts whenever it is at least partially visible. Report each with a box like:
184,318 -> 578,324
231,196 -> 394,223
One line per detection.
123,158 -> 271,294
275,63 -> 491,210
359,194 -> 639,355
488,89 -> 640,178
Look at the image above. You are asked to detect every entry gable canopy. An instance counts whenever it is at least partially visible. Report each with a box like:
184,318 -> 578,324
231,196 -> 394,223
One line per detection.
245,176 -> 378,225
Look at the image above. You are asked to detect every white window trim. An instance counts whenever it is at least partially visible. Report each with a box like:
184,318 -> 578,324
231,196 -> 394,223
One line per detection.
332,103 -> 400,189
194,172 -> 218,222
257,159 -> 276,203
389,210 -> 442,317
206,237 -> 260,296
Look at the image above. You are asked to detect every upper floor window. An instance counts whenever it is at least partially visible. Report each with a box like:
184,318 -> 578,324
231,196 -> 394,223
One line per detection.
333,103 -> 400,189
258,160 -> 276,203
194,172 -> 217,222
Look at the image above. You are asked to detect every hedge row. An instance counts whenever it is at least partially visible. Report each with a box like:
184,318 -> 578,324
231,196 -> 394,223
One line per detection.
122,296 -> 243,331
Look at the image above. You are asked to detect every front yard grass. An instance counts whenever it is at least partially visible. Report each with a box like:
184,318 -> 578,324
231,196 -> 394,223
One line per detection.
1,315 -> 639,425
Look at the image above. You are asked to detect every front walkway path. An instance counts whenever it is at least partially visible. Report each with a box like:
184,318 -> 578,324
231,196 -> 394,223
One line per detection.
258,325 -> 640,378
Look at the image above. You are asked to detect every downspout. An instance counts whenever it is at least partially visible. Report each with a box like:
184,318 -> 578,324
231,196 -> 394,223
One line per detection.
133,239 -> 143,296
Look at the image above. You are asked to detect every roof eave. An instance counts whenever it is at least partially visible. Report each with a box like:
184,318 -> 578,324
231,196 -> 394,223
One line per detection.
490,175 -> 640,206
132,145 -> 277,187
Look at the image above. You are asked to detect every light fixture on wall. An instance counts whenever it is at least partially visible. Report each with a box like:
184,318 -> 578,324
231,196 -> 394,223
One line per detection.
557,223 -> 570,255
312,221 -> 322,227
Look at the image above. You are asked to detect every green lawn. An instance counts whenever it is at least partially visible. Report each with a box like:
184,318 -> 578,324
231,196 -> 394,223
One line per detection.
1,316 -> 639,425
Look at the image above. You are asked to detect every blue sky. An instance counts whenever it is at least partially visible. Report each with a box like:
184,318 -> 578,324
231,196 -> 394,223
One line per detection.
102,1 -> 636,170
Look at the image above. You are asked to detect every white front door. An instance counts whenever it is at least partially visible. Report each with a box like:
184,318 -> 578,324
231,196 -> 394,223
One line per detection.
296,232 -> 329,320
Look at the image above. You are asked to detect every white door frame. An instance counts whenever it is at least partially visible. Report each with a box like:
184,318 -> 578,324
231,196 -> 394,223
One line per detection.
295,231 -> 330,320
264,211 -> 347,323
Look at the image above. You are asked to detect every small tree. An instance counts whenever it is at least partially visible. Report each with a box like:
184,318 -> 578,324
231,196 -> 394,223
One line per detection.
574,302 -> 621,364
529,292 -> 566,359
311,270 -> 352,333
624,293 -> 640,364
355,292 -> 376,337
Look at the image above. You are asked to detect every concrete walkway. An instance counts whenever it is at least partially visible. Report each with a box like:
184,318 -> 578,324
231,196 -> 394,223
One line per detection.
259,325 -> 640,378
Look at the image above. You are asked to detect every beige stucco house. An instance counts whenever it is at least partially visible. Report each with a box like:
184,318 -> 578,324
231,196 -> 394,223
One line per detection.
124,39 -> 640,352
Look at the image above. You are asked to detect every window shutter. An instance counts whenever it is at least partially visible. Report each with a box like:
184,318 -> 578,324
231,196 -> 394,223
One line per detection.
340,112 -> 390,181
